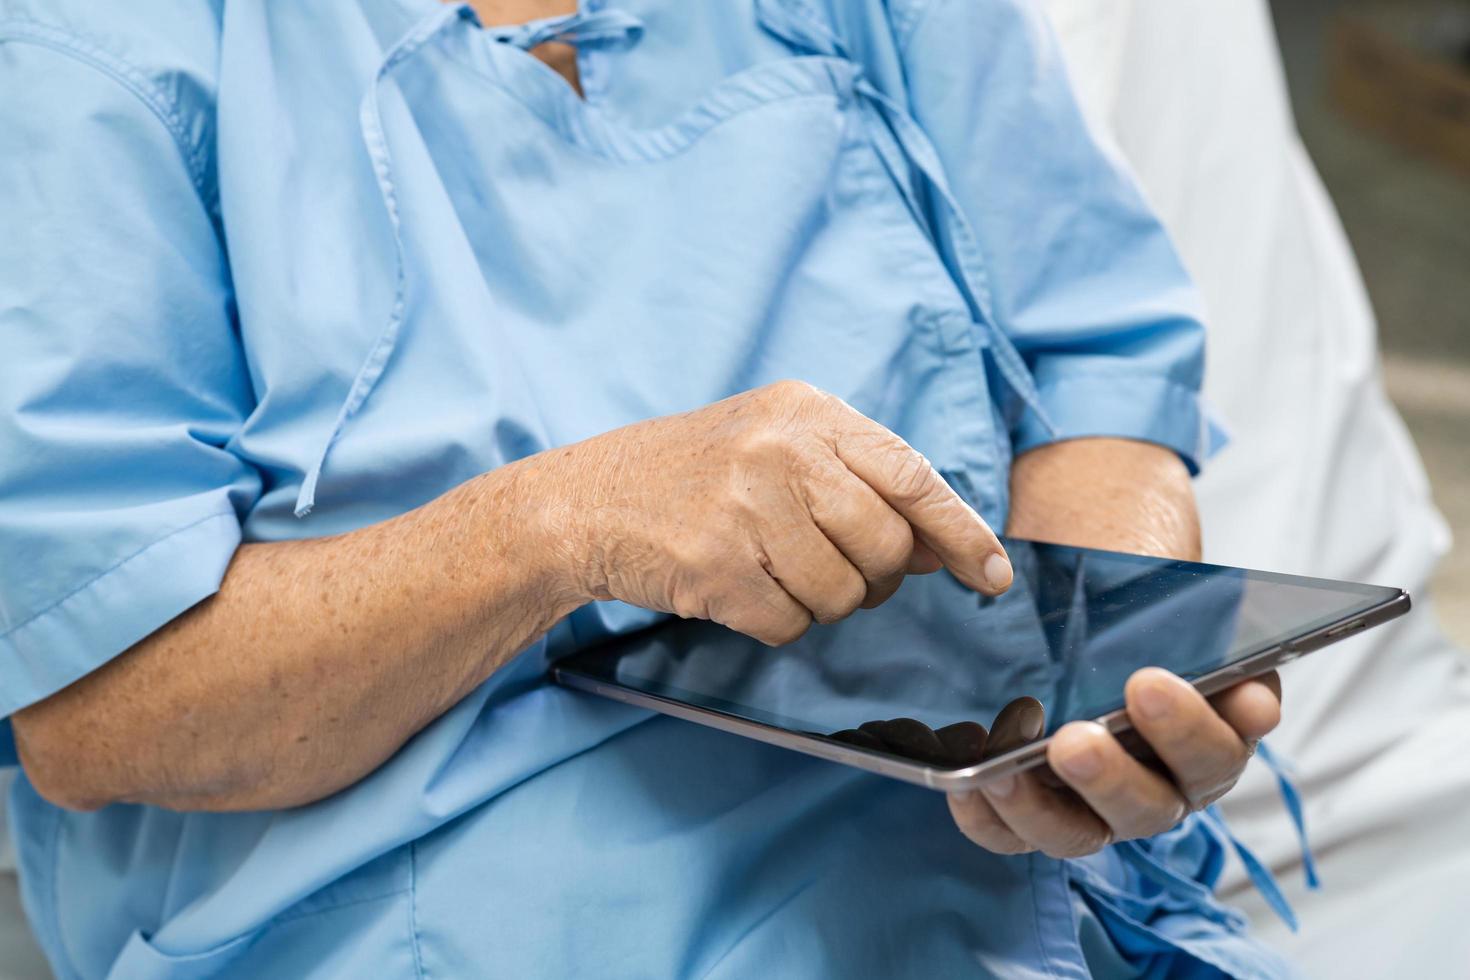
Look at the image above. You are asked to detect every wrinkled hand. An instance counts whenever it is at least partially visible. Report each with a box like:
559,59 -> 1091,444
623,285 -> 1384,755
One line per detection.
945,436 -> 1284,858
550,381 -> 1013,645
947,669 -> 1281,858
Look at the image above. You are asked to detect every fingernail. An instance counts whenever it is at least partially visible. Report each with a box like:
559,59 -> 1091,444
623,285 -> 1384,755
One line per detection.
1019,703 -> 1044,741
986,775 -> 1016,799
1055,743 -> 1102,782
984,553 -> 1013,592
1134,680 -> 1171,721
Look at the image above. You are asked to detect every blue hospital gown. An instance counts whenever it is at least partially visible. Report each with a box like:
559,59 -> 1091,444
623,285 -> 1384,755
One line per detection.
0,0 -> 1294,976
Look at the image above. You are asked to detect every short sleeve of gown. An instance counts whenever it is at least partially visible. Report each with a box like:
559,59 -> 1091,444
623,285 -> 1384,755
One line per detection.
0,37 -> 260,730
897,0 -> 1225,472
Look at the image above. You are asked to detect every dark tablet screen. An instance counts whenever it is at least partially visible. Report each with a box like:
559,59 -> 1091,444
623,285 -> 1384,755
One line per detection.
555,540 -> 1403,770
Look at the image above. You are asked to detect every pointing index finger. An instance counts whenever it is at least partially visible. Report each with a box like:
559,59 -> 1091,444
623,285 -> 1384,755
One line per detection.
833,423 -> 1011,595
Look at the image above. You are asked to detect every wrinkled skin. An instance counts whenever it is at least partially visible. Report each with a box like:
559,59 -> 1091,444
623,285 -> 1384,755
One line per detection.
554,380 -> 1014,645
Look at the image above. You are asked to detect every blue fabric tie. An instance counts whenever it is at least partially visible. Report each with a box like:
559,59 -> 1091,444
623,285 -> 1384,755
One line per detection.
486,9 -> 644,51
295,4 -> 470,517
1189,739 -> 1322,934
1197,807 -> 1301,932
1256,739 -> 1322,889
755,0 -> 1057,439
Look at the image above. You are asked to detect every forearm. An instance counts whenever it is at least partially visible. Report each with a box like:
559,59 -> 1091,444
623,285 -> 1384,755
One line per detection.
14,454 -> 585,813
1005,437 -> 1200,561
14,381 -> 1013,814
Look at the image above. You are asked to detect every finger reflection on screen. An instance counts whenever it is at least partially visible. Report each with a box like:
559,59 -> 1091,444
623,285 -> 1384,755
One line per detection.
828,696 -> 1045,767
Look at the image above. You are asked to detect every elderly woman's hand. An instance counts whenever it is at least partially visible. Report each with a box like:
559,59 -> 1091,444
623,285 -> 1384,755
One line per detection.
547,380 -> 1013,645
945,436 -> 1284,858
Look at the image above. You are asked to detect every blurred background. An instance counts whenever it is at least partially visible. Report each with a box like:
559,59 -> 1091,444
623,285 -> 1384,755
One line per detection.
1271,0 -> 1470,646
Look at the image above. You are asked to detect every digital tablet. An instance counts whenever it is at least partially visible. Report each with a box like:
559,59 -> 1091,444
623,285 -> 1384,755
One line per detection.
551,539 -> 1410,792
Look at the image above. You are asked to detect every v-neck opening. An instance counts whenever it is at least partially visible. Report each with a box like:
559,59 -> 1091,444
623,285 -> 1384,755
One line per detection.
433,34 -> 858,163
